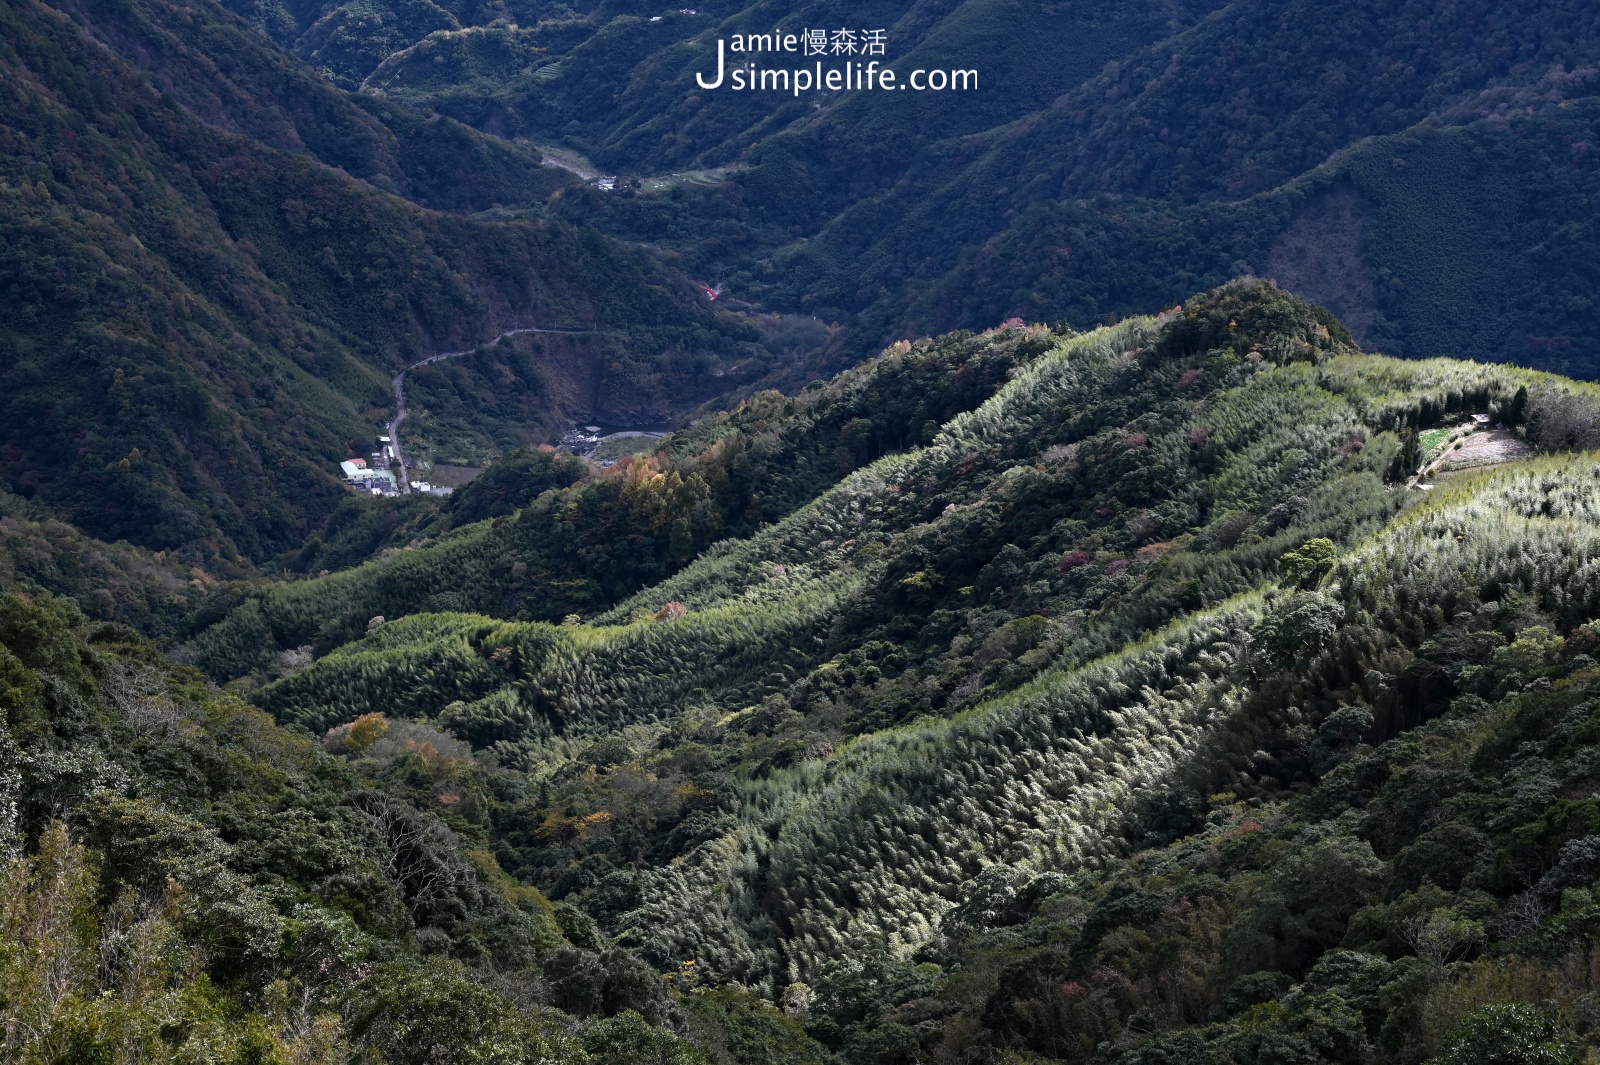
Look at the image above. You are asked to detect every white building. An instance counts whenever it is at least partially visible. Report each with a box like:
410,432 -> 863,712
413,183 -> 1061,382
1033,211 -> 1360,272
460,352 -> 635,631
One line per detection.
341,457 -> 401,494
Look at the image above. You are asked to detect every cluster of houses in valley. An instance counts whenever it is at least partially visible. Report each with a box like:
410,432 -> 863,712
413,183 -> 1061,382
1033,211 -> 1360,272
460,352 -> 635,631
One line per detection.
338,435 -> 397,494
338,435 -> 454,497
341,425 -> 669,494
340,456 -> 398,495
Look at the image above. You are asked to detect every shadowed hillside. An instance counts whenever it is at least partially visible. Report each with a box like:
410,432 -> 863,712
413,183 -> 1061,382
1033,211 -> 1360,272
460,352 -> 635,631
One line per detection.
0,0 -> 769,565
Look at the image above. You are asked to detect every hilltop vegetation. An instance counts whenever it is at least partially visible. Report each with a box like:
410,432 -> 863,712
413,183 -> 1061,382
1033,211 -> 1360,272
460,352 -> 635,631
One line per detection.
155,283 -> 1600,1061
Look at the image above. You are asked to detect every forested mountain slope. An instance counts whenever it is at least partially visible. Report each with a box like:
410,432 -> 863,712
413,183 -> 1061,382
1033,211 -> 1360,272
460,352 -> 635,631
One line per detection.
810,83 -> 1600,381
337,0 -> 1600,381
0,0 -> 768,566
876,99 -> 1600,377
160,0 -> 1600,405
13,0 -> 1600,1052
746,0 -> 1600,378
0,485 -> 203,638
0,586 -> 827,1063
111,0 -> 1600,506
231,0 -> 1223,171
175,283 -> 1600,1061
51,0 -> 567,212
181,321 -> 1041,678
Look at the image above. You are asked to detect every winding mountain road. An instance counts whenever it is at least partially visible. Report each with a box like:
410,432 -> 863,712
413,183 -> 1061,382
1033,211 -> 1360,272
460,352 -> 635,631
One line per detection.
387,327 -> 590,491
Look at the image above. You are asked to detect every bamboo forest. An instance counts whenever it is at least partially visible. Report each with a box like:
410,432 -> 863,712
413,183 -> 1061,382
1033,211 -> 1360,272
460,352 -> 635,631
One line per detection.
9,280 -> 1600,1062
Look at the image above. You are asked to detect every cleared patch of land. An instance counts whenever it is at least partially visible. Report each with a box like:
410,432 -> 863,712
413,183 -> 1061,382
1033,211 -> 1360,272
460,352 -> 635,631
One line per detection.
638,167 -> 738,192
1429,428 -> 1536,476
427,464 -> 484,488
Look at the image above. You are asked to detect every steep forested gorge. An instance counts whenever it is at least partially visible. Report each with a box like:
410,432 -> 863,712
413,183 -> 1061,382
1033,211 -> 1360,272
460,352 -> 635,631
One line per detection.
0,0 -> 769,566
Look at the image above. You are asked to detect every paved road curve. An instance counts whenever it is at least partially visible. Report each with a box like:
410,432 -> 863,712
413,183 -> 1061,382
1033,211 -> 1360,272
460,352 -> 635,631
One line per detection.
386,327 -> 590,492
